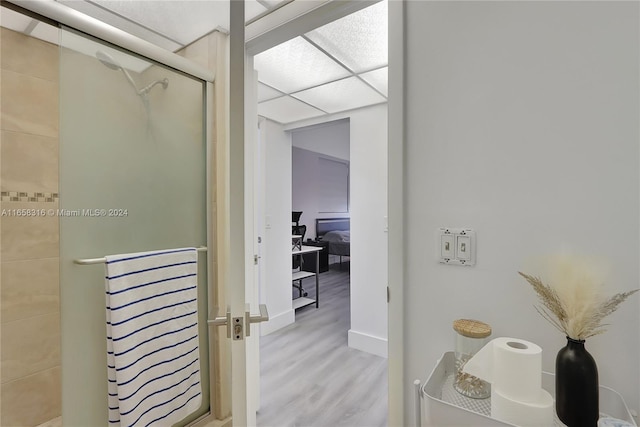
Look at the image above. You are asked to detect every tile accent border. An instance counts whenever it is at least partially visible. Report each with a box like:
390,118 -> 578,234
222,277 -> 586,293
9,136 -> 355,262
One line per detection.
1,191 -> 59,203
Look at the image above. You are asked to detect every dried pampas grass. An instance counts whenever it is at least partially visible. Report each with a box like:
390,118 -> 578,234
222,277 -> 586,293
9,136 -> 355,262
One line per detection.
519,255 -> 638,340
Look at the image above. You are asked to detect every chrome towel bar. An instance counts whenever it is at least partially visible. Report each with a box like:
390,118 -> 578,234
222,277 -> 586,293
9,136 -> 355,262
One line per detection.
73,246 -> 208,265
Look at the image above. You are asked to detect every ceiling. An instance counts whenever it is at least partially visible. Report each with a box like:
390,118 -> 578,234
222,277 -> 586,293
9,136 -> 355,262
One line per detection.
1,0 -> 387,125
255,0 -> 387,124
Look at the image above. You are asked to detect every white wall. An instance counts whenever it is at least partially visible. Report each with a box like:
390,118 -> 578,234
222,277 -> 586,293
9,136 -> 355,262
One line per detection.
287,104 -> 389,356
348,104 -> 388,357
291,119 -> 350,160
292,146 -> 350,240
403,1 -> 640,418
261,118 -> 294,335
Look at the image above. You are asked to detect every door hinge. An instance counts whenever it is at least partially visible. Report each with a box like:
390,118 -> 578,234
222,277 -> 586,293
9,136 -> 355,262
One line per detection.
254,254 -> 258,265
387,286 -> 390,303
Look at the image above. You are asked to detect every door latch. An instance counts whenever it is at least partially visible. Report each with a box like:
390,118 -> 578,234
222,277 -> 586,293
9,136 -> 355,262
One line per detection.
208,304 -> 269,340
232,317 -> 244,340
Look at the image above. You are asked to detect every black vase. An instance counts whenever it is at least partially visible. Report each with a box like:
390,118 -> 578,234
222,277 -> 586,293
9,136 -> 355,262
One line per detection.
555,337 -> 599,427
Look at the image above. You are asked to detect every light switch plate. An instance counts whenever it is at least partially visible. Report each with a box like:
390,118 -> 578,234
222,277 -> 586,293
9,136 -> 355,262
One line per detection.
437,228 -> 476,266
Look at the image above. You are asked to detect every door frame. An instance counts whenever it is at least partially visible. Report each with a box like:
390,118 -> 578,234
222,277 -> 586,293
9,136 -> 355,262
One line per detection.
241,0 -> 406,425
387,1 -> 405,425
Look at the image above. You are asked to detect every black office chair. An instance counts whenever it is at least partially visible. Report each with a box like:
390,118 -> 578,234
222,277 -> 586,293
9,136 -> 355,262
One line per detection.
292,211 -> 303,226
292,211 -> 306,267
292,224 -> 306,243
292,212 -> 308,297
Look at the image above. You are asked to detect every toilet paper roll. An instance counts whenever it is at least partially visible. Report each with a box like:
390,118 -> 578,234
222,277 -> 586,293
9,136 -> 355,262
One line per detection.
491,388 -> 554,427
462,337 -> 543,402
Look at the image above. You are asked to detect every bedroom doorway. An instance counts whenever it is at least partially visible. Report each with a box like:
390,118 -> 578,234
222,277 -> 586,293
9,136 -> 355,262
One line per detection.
291,118 -> 351,268
247,1 -> 389,425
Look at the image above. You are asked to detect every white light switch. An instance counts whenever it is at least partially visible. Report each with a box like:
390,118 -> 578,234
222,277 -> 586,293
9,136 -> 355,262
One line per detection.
456,235 -> 471,261
437,228 -> 476,266
441,234 -> 455,259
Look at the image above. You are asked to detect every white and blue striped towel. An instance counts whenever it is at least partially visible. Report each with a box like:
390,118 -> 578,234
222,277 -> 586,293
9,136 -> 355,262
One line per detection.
105,248 -> 202,427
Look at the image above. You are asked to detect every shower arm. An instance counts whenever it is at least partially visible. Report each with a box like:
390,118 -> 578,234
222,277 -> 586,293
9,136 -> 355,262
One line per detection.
137,78 -> 169,96
117,68 -> 140,96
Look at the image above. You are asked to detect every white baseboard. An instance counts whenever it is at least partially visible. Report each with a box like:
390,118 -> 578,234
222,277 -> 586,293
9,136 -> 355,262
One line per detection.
260,309 -> 294,336
348,329 -> 388,358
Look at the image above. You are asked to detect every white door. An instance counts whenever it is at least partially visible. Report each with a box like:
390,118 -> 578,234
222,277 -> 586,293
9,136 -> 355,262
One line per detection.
244,62 -> 262,419
224,1 -> 261,425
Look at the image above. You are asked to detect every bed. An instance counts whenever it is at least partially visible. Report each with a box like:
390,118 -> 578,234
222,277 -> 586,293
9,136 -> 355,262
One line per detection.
316,218 -> 350,257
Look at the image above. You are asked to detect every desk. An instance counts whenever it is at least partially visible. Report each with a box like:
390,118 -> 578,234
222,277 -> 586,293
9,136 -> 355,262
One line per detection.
292,245 -> 321,310
301,240 -> 329,273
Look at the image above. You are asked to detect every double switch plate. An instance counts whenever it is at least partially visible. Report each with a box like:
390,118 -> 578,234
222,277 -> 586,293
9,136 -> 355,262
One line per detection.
438,228 -> 476,266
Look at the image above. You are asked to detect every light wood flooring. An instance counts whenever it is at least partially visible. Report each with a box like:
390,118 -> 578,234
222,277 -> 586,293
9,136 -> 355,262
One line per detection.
257,263 -> 388,427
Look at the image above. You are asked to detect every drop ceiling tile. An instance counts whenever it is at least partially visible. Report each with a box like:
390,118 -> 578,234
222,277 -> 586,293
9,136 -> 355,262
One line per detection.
359,67 -> 388,97
258,96 -> 325,124
254,37 -> 350,93
258,83 -> 284,102
292,77 -> 386,114
305,0 -> 387,73
97,0 -> 230,42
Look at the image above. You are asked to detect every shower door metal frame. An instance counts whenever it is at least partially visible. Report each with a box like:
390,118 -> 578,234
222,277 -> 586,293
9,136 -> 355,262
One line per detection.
6,0 -> 215,83
4,1 -> 233,426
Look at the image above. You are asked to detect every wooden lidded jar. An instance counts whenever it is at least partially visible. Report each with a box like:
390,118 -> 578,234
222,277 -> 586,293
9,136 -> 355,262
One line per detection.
453,319 -> 492,399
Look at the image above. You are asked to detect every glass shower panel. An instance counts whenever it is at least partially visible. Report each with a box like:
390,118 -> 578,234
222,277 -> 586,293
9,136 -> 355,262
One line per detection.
59,28 -> 209,426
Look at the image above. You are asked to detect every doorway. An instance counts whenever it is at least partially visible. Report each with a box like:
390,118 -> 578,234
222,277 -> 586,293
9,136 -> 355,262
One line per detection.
245,2 -> 390,425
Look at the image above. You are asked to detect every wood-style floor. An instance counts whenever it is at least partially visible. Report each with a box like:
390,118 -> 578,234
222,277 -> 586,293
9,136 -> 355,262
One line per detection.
257,262 -> 388,427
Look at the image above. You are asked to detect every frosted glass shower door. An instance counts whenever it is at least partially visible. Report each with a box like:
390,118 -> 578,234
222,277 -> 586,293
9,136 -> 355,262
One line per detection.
59,28 -> 209,426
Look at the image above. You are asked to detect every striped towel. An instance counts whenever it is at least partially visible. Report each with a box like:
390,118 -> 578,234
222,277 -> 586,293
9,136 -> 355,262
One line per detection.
105,248 -> 202,427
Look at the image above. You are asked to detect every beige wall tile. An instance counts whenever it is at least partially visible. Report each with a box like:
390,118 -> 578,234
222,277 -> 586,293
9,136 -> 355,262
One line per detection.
1,131 -> 59,193
1,258 -> 59,323
1,312 -> 60,383
36,416 -> 62,427
0,202 -> 59,262
1,69 -> 58,138
1,367 -> 61,427
1,28 -> 58,82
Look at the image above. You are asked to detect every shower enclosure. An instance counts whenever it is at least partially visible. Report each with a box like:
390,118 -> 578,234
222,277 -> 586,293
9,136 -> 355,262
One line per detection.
59,28 -> 210,426
1,2 -> 219,425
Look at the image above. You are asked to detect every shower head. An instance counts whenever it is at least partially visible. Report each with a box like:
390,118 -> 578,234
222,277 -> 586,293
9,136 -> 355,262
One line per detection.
96,50 -> 139,94
96,50 -> 169,98
96,50 -> 121,71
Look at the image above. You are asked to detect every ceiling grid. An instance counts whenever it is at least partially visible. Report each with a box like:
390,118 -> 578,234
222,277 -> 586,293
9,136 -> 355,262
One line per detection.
254,0 -> 388,124
1,0 -> 388,125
